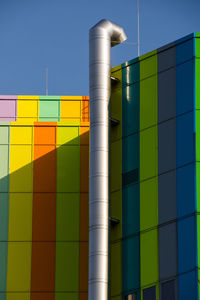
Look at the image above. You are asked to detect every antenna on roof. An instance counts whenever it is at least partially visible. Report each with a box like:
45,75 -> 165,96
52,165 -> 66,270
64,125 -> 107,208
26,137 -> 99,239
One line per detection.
46,68 -> 48,95
137,0 -> 140,56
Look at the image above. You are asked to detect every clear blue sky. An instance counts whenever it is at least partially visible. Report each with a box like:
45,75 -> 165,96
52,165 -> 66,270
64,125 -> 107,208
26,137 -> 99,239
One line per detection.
0,0 -> 199,96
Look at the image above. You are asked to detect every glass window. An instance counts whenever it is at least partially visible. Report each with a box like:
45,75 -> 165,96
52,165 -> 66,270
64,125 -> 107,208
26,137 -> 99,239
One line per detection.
125,293 -> 137,300
143,286 -> 156,300
162,280 -> 175,300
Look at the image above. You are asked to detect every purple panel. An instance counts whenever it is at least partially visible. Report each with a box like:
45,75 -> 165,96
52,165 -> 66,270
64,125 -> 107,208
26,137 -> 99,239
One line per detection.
0,96 -> 17,121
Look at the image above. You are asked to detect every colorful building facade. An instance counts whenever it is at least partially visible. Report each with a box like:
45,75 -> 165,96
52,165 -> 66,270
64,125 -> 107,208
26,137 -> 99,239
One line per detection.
0,32 -> 200,300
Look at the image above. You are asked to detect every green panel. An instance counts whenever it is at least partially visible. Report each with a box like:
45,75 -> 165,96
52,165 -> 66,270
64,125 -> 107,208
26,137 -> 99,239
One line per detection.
110,242 -> 122,297
140,229 -> 159,287
197,215 -> 200,278
55,293 -> 79,300
57,145 -> 80,192
110,140 -> 122,192
110,190 -> 122,242
196,59 -> 200,109
140,177 -> 158,231
56,193 -> 80,241
140,126 -> 158,181
0,145 -> 9,192
55,242 -> 79,292
39,96 -> 60,121
0,193 -> 9,241
0,126 -> 9,144
197,163 -> 200,213
110,68 -> 122,142
196,37 -> 200,57
196,111 -> 200,161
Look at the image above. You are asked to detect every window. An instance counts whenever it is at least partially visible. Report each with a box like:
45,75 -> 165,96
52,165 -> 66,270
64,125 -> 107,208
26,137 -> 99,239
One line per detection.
161,280 -> 176,300
125,293 -> 137,300
143,286 -> 156,300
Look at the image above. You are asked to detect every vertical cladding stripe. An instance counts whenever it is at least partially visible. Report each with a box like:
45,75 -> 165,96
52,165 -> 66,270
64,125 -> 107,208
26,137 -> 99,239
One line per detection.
139,51 -> 159,291
31,122 -> 57,300
110,66 -> 123,298
79,103 -> 89,299
121,58 -> 140,296
0,122 -> 10,298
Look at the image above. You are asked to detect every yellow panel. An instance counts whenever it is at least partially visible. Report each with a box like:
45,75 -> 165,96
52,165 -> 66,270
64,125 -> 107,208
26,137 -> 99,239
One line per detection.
7,242 -> 32,292
18,100 -> 38,120
10,145 -> 33,193
8,193 -> 32,241
6,293 -> 30,300
61,100 -> 81,120
10,126 -> 32,145
57,126 -> 79,145
18,95 -> 39,100
61,96 -> 82,100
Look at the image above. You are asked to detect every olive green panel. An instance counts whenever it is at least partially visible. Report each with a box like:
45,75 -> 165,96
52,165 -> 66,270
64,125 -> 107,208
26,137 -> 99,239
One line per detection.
140,126 -> 158,181
140,177 -> 158,231
196,59 -> 200,109
140,75 -> 158,131
140,229 -> 159,287
110,140 -> 122,192
110,242 -> 122,297
57,145 -> 80,193
139,51 -> 157,80
56,193 -> 80,241
55,242 -> 79,292
110,190 -> 122,242
55,293 -> 79,300
110,69 -> 122,142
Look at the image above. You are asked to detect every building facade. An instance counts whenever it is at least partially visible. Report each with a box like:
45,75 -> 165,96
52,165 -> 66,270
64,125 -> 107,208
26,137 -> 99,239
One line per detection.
0,32 -> 200,300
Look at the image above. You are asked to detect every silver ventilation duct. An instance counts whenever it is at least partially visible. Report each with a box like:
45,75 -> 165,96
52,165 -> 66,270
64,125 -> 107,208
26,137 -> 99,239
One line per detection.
89,19 -> 127,300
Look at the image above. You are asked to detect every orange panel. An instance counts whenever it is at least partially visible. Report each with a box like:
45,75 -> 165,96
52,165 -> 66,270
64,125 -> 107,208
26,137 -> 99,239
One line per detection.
79,293 -> 88,300
31,242 -> 55,292
31,293 -> 54,300
34,122 -> 57,145
80,127 -> 89,145
32,193 -> 56,241
80,146 -> 89,193
81,98 -> 89,122
79,242 -> 88,293
34,145 -> 56,193
79,193 -> 89,241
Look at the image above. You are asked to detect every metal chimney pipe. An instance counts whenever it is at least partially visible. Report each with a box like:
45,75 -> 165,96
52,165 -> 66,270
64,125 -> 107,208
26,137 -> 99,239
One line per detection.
89,19 -> 127,300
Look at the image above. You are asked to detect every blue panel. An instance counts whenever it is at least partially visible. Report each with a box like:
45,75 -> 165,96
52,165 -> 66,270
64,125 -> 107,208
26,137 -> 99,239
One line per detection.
177,164 -> 195,218
176,112 -> 194,168
178,216 -> 196,274
143,286 -> 156,300
0,242 -> 8,292
176,38 -> 194,65
176,60 -> 194,115
123,235 -> 140,292
178,270 -> 198,300
122,133 -> 139,174
122,61 -> 140,137
122,183 -> 140,237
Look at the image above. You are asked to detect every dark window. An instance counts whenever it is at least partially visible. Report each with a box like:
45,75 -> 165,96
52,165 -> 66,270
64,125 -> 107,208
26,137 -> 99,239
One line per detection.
143,286 -> 156,300
162,280 -> 175,300
125,293 -> 137,300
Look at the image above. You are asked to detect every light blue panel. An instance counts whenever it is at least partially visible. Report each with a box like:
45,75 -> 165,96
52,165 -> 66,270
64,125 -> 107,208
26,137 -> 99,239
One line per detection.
176,37 -> 194,65
0,242 -> 8,292
178,270 -> 198,300
177,164 -> 195,218
122,133 -> 139,174
123,235 -> 140,292
176,112 -> 194,168
176,60 -> 194,115
123,183 -> 140,237
178,216 -> 196,274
